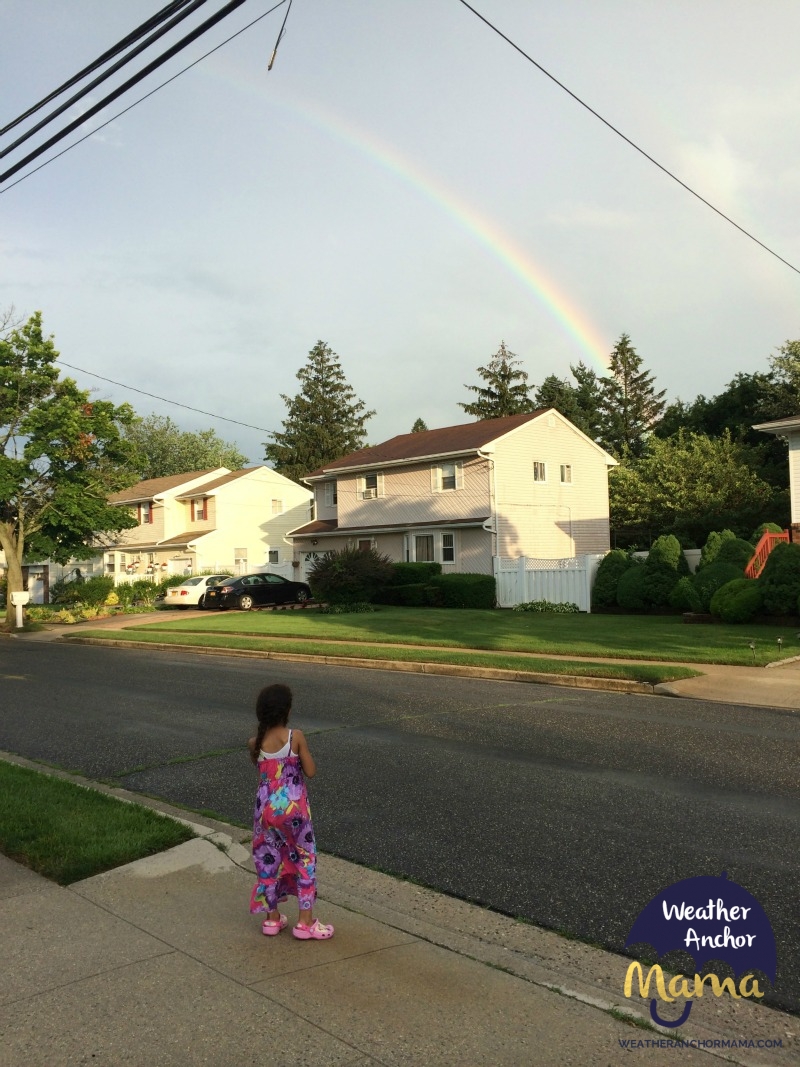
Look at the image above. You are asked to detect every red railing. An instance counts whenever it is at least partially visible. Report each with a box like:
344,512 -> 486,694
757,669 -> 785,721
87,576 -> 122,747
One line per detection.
744,530 -> 789,578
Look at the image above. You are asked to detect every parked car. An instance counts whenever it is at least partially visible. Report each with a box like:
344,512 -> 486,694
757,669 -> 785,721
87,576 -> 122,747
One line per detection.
204,573 -> 312,611
164,574 -> 233,609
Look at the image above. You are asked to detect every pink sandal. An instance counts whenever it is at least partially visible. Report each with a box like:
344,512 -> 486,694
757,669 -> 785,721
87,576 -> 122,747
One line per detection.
292,919 -> 334,940
261,914 -> 289,936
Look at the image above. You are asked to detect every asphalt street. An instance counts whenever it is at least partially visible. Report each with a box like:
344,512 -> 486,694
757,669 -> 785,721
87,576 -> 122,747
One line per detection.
2,637 -> 799,1014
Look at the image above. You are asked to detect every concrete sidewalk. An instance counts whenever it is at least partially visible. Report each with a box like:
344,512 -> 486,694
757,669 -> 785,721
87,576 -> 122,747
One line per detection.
0,766 -> 796,1067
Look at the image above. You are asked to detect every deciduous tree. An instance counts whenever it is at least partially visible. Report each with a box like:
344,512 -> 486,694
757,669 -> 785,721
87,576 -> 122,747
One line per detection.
125,414 -> 248,479
264,341 -> 375,483
0,312 -> 139,626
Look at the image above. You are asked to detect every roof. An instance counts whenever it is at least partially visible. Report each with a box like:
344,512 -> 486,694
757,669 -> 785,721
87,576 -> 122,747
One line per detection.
110,469 -> 227,504
304,411 -> 548,478
156,531 -> 216,547
174,468 -> 263,497
753,416 -> 800,435
289,516 -> 490,538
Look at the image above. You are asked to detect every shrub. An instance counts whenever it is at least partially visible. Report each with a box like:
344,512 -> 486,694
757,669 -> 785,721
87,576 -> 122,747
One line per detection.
698,530 -> 737,570
308,546 -> 395,604
114,583 -> 136,608
131,579 -> 159,604
751,522 -> 784,543
710,579 -> 762,624
74,575 -> 115,607
648,535 -> 689,575
715,538 -> 755,570
428,572 -> 496,609
616,564 -> 648,611
642,562 -> 681,608
592,550 -> 635,610
669,576 -> 702,613
388,562 -> 441,586
316,601 -> 376,614
373,583 -> 431,607
691,562 -> 743,612
50,578 -> 85,605
759,541 -> 800,615
513,600 -> 580,613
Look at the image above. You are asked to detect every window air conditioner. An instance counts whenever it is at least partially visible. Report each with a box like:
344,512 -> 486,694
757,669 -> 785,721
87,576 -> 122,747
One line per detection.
363,488 -> 377,499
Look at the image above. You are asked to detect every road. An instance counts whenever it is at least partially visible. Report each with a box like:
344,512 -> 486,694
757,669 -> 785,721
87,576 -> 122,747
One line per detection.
2,636 -> 799,1013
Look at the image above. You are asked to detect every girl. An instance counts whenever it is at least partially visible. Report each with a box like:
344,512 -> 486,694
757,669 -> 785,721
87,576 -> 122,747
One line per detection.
248,683 -> 334,940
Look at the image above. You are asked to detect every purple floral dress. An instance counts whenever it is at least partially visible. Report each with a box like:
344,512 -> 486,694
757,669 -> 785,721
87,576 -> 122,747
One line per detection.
250,730 -> 317,914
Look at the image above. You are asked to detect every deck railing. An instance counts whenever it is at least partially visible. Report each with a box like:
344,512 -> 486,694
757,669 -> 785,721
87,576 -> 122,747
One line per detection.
744,530 -> 789,579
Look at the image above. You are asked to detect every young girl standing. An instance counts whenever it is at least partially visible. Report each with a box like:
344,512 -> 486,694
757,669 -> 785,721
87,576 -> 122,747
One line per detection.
248,683 -> 334,940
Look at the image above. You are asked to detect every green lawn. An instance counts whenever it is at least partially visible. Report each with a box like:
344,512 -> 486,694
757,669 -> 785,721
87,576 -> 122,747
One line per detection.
70,627 -> 697,684
122,606 -> 795,666
0,762 -> 194,884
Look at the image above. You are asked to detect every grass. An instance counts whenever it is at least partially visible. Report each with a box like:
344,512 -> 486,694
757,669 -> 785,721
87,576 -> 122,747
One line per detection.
0,761 -> 194,884
68,627 -> 698,684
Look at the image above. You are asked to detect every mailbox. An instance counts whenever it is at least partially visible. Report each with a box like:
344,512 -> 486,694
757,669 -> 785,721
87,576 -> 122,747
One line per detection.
10,591 -> 30,607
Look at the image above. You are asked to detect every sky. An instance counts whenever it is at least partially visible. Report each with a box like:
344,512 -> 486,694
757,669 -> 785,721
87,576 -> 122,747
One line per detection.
2,0 -> 800,465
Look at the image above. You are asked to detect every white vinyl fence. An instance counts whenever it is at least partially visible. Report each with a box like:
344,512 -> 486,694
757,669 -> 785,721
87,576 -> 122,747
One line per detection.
493,554 -> 606,612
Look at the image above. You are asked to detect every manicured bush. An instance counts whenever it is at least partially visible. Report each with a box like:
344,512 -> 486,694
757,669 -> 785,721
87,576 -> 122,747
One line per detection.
131,579 -> 159,604
308,546 -> 395,604
759,541 -> 800,616
642,562 -> 681,608
698,530 -> 737,569
316,602 -> 376,614
373,583 -> 431,607
710,579 -> 762,624
669,576 -> 702,613
513,600 -> 580,613
715,538 -> 755,570
75,575 -> 115,607
592,550 -> 635,610
428,572 -> 496,609
691,562 -> 743,612
616,564 -> 648,611
388,562 -> 441,586
648,535 -> 690,575
751,522 -> 784,543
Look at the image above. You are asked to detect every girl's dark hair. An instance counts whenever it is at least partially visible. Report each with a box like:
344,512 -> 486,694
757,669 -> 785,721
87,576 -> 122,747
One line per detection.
254,683 -> 292,754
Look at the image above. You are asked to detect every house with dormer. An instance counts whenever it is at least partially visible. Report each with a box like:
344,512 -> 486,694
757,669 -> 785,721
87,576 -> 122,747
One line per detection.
288,410 -> 616,580
104,465 -> 312,581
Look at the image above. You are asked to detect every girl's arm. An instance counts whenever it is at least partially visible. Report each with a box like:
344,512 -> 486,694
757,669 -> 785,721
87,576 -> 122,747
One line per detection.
247,735 -> 259,766
293,729 -> 317,778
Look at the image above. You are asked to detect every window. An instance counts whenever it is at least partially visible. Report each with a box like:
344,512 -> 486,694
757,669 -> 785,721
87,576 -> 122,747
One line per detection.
432,461 -> 462,492
191,497 -> 207,521
138,501 -> 153,524
271,498 -> 283,515
441,462 -> 456,491
362,472 -> 381,499
357,539 -> 373,552
268,550 -> 279,564
560,464 -> 573,484
442,533 -> 455,563
533,462 -> 546,483
415,535 -> 434,562
324,481 -> 338,507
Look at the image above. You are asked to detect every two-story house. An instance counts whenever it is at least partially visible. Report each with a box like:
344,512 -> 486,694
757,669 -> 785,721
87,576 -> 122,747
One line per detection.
105,466 -> 312,581
288,410 -> 616,579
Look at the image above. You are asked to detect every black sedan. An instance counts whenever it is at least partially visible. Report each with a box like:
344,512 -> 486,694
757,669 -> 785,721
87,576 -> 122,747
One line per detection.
203,572 -> 312,611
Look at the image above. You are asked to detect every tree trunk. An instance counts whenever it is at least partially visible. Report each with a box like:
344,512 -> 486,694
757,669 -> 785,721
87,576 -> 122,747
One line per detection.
0,524 -> 24,629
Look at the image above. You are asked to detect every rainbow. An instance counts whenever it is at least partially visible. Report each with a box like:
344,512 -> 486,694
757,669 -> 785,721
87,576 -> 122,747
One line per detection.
204,58 -> 612,376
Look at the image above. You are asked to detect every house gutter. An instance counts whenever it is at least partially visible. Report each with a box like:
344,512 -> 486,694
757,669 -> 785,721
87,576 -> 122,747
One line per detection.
305,449 -> 481,481
477,447 -> 498,557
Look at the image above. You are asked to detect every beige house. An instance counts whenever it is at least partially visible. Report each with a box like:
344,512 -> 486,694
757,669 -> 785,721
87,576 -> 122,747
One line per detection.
104,466 -> 312,581
288,410 -> 616,578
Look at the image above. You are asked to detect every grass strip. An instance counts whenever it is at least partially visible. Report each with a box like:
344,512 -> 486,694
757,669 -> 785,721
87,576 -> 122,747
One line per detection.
133,607 -> 793,666
0,761 -> 194,885
69,629 -> 698,683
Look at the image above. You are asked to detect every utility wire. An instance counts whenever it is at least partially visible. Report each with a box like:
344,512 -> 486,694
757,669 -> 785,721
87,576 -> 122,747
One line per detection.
456,0 -> 800,278
0,0 -> 212,160
267,0 -> 292,70
0,0 -> 256,184
58,360 -> 272,433
0,0 -> 287,193
0,0 -> 197,136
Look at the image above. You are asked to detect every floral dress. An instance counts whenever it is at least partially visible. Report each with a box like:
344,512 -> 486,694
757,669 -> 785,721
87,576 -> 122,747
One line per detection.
250,730 -> 317,914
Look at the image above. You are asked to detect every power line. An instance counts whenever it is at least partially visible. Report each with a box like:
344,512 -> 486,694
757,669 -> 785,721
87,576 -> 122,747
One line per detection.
58,360 -> 272,434
0,0 -> 288,194
456,0 -> 800,278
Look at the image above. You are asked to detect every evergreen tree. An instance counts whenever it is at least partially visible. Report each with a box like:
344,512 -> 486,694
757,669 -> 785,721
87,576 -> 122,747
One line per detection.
532,361 -> 604,440
598,333 -> 665,457
459,341 -> 532,419
264,341 -> 375,483
410,417 -> 428,433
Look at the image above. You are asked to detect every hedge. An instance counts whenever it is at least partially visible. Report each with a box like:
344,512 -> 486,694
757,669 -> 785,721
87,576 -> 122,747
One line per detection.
372,583 -> 432,607
710,579 -> 762,624
691,562 -> 743,612
592,550 -> 635,610
428,573 -> 496,609
759,541 -> 800,615
388,562 -> 441,586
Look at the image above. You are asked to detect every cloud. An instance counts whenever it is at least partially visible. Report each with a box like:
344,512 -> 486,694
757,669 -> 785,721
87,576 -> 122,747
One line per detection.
545,202 -> 635,229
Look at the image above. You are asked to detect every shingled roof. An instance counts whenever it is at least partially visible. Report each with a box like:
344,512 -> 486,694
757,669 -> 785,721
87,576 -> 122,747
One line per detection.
305,411 -> 548,478
109,469 -> 225,505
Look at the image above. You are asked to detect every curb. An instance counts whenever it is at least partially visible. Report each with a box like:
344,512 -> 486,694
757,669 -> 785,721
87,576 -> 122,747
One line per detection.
61,635 -> 657,696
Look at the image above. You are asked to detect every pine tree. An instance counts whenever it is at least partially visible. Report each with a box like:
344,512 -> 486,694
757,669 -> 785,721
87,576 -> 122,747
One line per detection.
264,341 -> 375,483
532,362 -> 604,440
598,333 -> 665,457
410,417 -> 428,433
459,341 -> 532,419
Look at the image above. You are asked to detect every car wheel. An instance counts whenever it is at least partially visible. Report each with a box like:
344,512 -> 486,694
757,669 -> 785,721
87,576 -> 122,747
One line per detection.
197,594 -> 205,609
238,594 -> 254,611
295,588 -> 309,603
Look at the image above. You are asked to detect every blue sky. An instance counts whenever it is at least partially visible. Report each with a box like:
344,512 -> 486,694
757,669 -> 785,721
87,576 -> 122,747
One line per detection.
2,0 -> 799,463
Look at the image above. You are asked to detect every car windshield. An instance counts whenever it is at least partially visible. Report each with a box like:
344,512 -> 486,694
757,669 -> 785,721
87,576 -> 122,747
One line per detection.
181,577 -> 204,586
